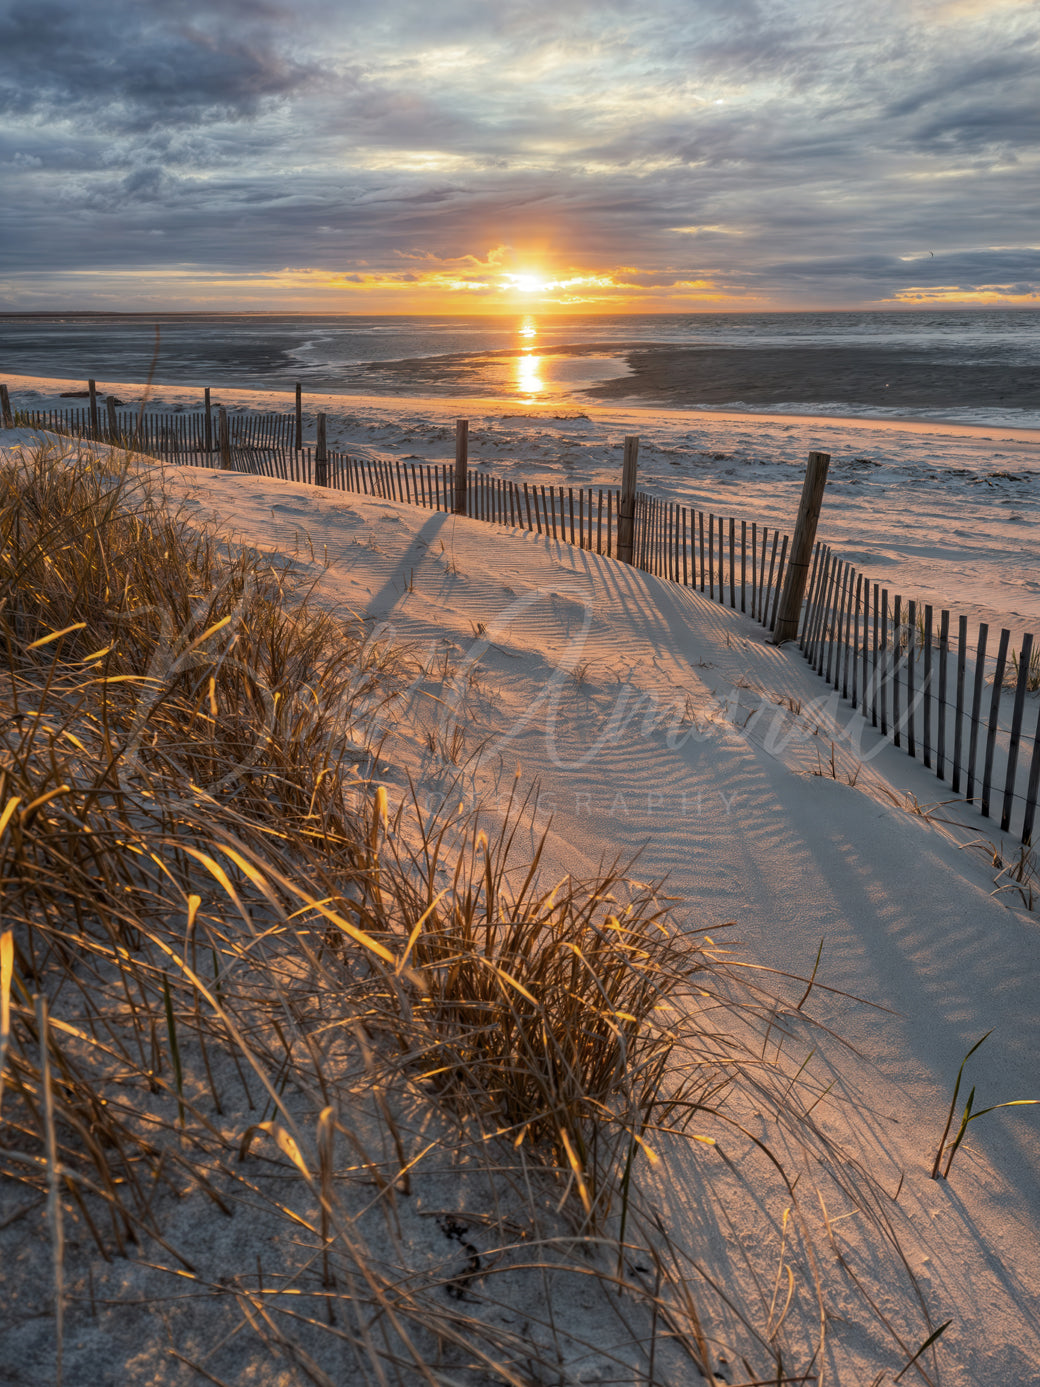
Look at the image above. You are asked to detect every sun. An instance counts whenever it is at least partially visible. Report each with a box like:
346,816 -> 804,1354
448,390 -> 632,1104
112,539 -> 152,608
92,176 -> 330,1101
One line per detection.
505,272 -> 549,295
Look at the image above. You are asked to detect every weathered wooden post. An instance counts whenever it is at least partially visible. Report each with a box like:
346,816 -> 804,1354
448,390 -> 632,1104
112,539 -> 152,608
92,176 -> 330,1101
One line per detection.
295,383 -> 303,452
88,379 -> 99,438
772,450 -> 831,645
218,405 -> 231,470
0,384 -> 12,428
617,436 -> 639,565
204,387 -> 213,453
106,395 -> 118,443
453,418 -> 469,515
315,412 -> 328,486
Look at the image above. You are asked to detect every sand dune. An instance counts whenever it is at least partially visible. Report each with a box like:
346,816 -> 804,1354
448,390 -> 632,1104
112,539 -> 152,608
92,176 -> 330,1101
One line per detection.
2,388 -> 1040,1383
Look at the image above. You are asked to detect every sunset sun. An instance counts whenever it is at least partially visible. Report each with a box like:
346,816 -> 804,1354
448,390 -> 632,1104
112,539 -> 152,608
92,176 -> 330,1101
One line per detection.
505,272 -> 550,295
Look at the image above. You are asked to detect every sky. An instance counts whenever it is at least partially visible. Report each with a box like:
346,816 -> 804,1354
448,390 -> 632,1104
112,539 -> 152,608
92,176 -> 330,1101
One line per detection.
0,0 -> 1037,314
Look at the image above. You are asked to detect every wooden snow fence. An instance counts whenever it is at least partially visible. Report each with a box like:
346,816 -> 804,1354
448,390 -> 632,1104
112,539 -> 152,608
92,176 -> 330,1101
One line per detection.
307,439 -> 1040,850
797,543 -> 1040,847
5,385 -> 1040,847
11,403 -> 296,461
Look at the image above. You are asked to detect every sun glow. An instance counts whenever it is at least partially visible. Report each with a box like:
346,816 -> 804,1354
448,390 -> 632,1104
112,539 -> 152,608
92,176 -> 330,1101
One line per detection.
27,257 -> 756,314
505,273 -> 549,295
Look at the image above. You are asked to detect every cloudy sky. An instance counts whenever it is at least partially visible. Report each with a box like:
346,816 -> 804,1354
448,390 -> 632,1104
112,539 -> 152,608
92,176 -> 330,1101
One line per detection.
1,0 -> 1037,312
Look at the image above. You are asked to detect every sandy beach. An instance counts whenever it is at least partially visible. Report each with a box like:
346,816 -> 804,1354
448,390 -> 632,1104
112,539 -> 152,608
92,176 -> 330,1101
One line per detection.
3,412 -> 1039,1385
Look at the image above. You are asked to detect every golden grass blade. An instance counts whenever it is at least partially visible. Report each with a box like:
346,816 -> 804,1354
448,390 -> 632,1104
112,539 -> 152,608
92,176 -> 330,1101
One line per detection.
483,958 -> 539,1006
181,842 -> 396,965
35,993 -> 64,1387
560,1128 -> 592,1218
397,888 -> 449,973
20,785 -> 71,821
0,797 -> 23,839
0,930 -> 11,1118
26,622 -> 87,650
256,1121 -> 313,1179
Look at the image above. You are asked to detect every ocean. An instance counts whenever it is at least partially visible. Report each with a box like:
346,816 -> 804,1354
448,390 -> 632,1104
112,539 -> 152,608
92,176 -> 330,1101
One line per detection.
1,309 -> 1038,429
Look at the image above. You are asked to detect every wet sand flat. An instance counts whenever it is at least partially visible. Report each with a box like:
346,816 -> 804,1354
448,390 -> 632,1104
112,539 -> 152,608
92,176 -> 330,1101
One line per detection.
353,340 -> 1034,413
581,344 -> 1033,410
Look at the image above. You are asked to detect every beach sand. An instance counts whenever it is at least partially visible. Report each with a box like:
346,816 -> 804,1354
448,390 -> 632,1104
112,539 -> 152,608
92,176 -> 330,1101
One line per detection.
2,425 -> 1038,1384
3,391 -> 1040,1384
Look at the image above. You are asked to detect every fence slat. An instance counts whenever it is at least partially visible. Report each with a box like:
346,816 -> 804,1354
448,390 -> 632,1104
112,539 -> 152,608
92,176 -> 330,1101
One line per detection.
729,517 -> 736,608
965,623 -> 989,802
1021,698 -> 1040,844
1001,633 -> 1034,832
765,531 -> 781,631
802,546 -> 826,657
841,567 -> 856,701
851,574 -> 863,710
905,600 -> 916,755
769,534 -> 788,633
805,549 -> 827,665
951,614 -> 967,793
981,628 -> 1011,820
891,596 -> 901,746
936,610 -> 950,781
824,562 -> 843,686
756,524 -> 767,621
922,607 -> 934,769
815,554 -> 836,674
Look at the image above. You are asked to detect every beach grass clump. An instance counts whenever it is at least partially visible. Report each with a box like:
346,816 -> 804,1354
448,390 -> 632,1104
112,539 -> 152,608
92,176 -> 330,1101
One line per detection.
0,440 -> 711,1381
1008,643 -> 1040,692
0,440 -> 938,1385
349,787 -> 725,1229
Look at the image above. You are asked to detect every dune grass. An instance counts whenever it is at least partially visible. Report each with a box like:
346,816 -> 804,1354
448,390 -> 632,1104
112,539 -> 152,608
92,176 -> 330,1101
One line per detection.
0,439 -> 940,1385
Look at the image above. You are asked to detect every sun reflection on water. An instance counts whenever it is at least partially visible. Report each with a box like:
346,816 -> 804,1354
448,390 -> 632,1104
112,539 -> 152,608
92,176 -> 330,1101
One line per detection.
517,352 -> 544,393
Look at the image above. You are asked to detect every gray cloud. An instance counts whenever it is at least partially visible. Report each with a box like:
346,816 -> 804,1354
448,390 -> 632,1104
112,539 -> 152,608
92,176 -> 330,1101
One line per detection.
0,0 -> 1037,306
0,0 -> 319,131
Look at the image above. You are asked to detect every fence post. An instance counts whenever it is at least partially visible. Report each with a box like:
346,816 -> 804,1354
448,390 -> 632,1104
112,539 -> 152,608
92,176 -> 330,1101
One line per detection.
295,383 -> 303,452
315,413 -> 328,486
204,388 -> 213,453
771,450 -> 830,645
617,436 -> 639,565
218,405 -> 231,469
88,379 -> 99,438
106,396 -> 118,442
0,384 -> 12,428
454,418 -> 469,515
